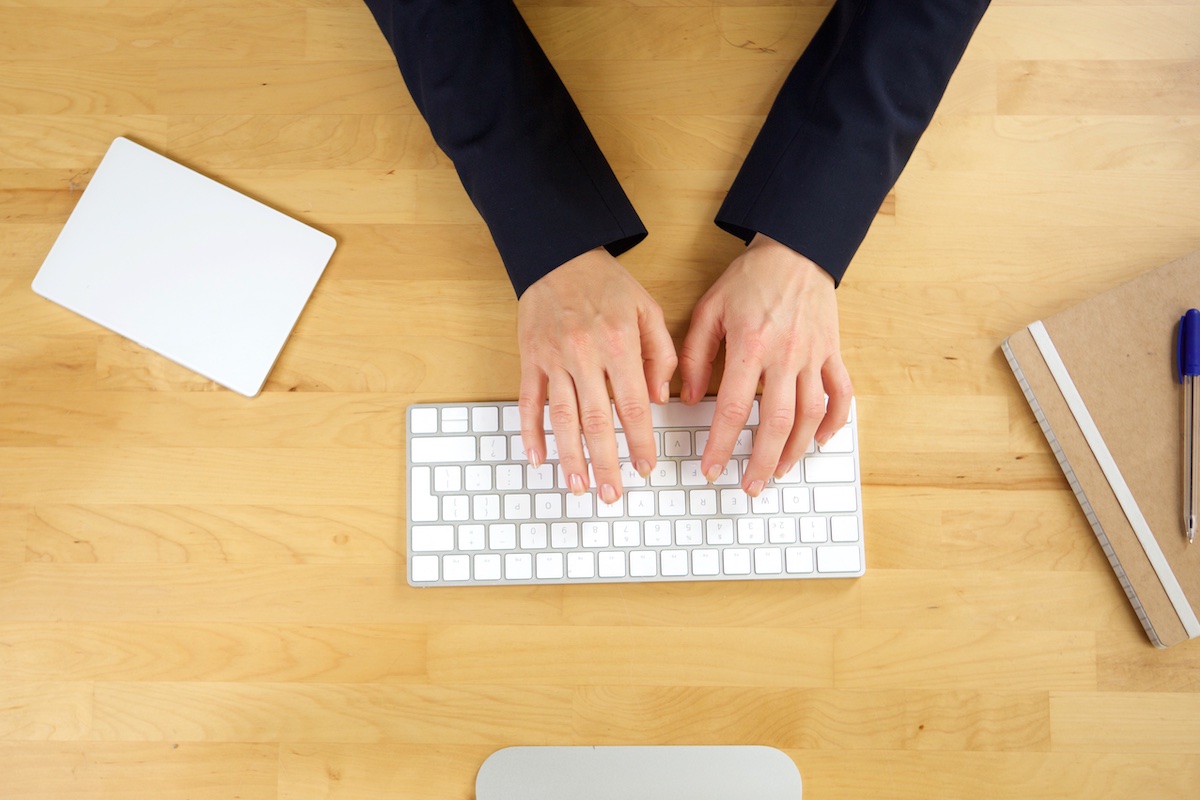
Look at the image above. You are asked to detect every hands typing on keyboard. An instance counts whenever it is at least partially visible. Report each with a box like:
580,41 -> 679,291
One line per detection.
406,398 -> 863,586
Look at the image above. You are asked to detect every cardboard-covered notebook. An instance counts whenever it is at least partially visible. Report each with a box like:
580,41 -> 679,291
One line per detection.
1002,250 -> 1200,647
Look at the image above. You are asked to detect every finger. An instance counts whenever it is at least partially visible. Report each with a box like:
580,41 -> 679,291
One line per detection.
518,365 -> 549,468
639,303 -> 678,405
815,356 -> 854,446
609,355 -> 657,480
778,367 -> 826,476
740,372 -> 795,496
545,371 -> 589,496
678,298 -> 722,405
701,349 -> 762,484
571,371 -> 622,503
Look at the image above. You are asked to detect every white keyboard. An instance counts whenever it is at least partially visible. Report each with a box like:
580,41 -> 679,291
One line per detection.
406,398 -> 864,586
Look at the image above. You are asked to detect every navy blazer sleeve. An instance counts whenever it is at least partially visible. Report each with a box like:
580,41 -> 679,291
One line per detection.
361,0 -> 647,298
362,0 -> 989,294
716,0 -> 990,286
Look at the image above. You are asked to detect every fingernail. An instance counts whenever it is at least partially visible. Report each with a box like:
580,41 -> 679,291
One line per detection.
634,459 -> 652,478
681,383 -> 692,404
774,461 -> 795,480
659,382 -> 670,404
705,464 -> 722,484
599,483 -> 619,504
816,433 -> 832,447
747,479 -> 764,497
526,449 -> 542,469
568,473 -> 586,495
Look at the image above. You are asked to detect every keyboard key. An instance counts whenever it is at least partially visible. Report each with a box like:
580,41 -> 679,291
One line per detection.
473,494 -> 501,521
472,406 -> 499,432
505,553 -> 533,580
551,522 -> 579,549
534,493 -> 562,520
644,520 -> 671,546
804,455 -> 855,483
489,523 -> 516,550
598,551 -> 626,578
480,436 -> 507,462
412,525 -> 454,552
459,525 -> 485,551
613,521 -> 640,547
411,436 -> 476,464
582,521 -> 609,548
720,489 -> 748,516
565,492 -> 593,519
664,431 -> 691,457
706,518 -> 734,545
520,523 -> 548,549
410,407 -> 438,434
661,549 -> 689,577
814,486 -> 858,513
782,487 -> 810,514
434,466 -> 461,492
441,407 -> 468,433
496,465 -> 523,491
818,426 -> 854,453
689,489 -> 718,516
817,545 -> 862,574
627,491 -> 655,517
474,553 -> 502,580
568,551 -> 596,579
737,518 -> 765,544
659,490 -> 686,516
502,406 -> 521,432
442,495 -> 469,522
443,554 -> 470,581
629,550 -> 657,577
800,517 -> 828,543
681,461 -> 706,486
785,546 -> 814,574
536,552 -> 565,580
751,487 -> 780,515
465,465 -> 492,491
675,519 -> 702,546
411,555 -> 439,582
754,547 -> 783,575
650,461 -> 679,487
409,466 -> 438,522
527,464 -> 554,490
693,548 -> 720,576
723,548 -> 751,575
503,494 -> 531,520
832,515 -> 860,542
768,517 -> 797,544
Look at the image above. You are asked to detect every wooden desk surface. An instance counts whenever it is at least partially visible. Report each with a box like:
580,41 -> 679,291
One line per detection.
3,1 -> 1199,797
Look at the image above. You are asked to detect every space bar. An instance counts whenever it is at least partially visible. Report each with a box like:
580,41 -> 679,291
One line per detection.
410,436 -> 476,463
645,400 -> 759,429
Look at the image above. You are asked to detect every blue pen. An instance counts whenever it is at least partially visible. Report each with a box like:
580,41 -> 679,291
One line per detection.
1179,309 -> 1200,544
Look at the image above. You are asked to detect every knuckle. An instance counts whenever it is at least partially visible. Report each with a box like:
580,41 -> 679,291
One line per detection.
761,409 -> 796,437
547,401 -> 577,430
579,408 -> 614,437
614,398 -> 648,426
798,397 -> 827,422
716,400 -> 754,428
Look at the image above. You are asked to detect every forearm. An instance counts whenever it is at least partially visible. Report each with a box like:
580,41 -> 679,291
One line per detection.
715,0 -> 992,285
361,0 -> 646,296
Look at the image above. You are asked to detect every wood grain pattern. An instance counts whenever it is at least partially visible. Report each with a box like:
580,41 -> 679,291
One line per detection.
3,0 -> 1200,797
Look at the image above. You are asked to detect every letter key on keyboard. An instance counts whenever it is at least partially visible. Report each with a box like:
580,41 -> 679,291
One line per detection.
406,399 -> 863,586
